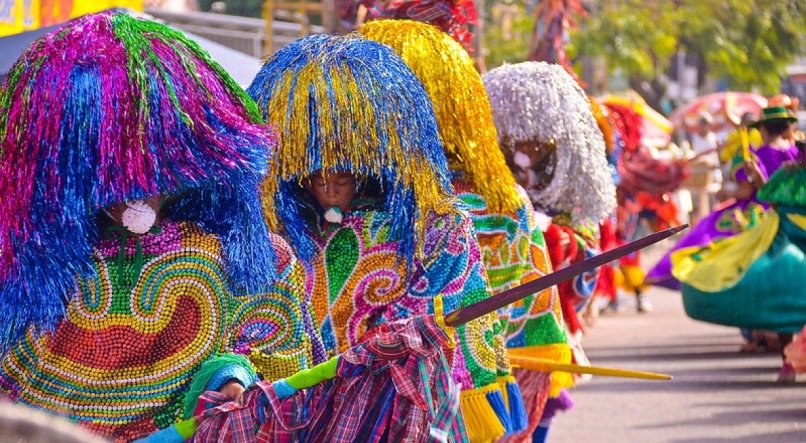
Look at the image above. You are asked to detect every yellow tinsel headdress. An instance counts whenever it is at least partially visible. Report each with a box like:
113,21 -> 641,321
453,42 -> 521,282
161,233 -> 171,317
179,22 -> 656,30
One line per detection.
359,19 -> 520,214
247,34 -> 457,261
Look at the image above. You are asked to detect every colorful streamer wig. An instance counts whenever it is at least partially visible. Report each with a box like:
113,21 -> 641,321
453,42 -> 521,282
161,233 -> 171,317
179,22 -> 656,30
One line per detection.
0,11 -> 278,351
359,19 -> 520,214
247,34 -> 457,262
483,61 -> 616,223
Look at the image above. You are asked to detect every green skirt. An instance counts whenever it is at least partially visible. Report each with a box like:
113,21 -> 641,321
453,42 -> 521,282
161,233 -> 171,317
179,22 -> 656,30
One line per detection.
681,215 -> 806,333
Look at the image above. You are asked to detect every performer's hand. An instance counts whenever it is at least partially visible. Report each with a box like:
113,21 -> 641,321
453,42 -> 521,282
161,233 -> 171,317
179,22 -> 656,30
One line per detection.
743,160 -> 765,187
219,380 -> 246,403
716,181 -> 740,202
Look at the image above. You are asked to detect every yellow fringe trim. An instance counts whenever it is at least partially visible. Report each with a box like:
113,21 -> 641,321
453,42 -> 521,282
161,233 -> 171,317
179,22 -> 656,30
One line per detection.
614,264 -> 647,292
460,384 -> 506,443
508,344 -> 574,397
508,344 -> 572,362
549,372 -> 576,398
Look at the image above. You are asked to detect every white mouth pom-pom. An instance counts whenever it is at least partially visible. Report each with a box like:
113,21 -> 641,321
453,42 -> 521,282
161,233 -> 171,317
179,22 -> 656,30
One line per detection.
514,151 -> 532,169
122,200 -> 157,234
324,207 -> 344,224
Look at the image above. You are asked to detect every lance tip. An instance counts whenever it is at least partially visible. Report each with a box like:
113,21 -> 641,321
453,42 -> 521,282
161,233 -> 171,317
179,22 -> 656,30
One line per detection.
671,224 -> 689,234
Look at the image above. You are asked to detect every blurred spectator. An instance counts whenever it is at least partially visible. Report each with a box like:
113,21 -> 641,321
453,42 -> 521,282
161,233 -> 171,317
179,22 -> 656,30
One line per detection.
0,402 -> 109,443
690,113 -> 721,168
687,113 -> 722,223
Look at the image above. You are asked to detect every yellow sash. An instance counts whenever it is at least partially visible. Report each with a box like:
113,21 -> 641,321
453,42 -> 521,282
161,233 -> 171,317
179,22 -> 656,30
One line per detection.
671,211 -> 779,291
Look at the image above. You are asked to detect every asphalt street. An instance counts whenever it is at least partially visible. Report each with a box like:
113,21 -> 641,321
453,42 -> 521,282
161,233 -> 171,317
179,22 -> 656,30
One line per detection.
551,284 -> 806,443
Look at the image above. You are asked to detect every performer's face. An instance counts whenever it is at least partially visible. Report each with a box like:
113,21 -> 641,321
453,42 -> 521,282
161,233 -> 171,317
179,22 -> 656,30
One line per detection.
307,170 -> 357,213
502,138 -> 557,191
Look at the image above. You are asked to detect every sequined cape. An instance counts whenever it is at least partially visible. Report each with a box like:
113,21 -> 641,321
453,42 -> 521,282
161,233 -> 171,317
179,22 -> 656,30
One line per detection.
304,204 -> 515,440
453,180 -> 570,375
454,179 -> 573,440
0,221 -> 314,441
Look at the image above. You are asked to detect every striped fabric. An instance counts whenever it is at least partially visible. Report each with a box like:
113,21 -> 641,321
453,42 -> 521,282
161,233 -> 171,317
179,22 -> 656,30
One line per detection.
193,316 -> 466,442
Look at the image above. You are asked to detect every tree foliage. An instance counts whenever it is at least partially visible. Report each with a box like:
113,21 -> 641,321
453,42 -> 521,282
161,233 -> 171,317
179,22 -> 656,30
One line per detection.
682,0 -> 804,93
567,0 -> 679,80
484,3 -> 533,69
569,0 -> 806,94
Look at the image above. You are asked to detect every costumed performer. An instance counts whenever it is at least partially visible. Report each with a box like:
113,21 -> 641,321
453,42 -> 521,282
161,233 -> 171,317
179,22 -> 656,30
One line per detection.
673,139 -> 806,383
483,61 -> 615,338
0,11 -> 317,441
483,61 -> 616,443
590,101 -> 650,315
588,98 -> 627,317
248,33 -> 509,441
606,104 -> 688,312
768,94 -> 803,142
359,19 -> 571,441
648,106 -> 801,288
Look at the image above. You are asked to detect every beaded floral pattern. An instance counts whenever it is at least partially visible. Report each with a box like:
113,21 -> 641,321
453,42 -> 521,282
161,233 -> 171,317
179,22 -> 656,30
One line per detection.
454,180 -> 567,353
305,208 -> 499,391
0,222 -> 313,441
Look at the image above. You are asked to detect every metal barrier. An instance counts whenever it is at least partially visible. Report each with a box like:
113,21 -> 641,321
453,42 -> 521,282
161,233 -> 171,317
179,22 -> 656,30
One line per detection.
144,7 -> 324,57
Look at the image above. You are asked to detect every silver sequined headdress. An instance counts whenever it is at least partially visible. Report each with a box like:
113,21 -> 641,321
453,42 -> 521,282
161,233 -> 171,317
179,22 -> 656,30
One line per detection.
483,61 -> 616,223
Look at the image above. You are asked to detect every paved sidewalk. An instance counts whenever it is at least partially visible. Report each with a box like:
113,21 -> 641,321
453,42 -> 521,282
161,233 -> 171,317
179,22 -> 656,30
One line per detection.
551,286 -> 806,443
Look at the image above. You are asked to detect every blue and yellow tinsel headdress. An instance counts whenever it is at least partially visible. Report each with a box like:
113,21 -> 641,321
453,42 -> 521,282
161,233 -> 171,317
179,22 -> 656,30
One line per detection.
359,19 -> 520,214
0,11 -> 278,351
247,34 -> 458,261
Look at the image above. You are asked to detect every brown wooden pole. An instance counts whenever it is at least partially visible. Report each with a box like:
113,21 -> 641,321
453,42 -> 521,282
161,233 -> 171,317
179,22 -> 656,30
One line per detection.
444,224 -> 688,327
